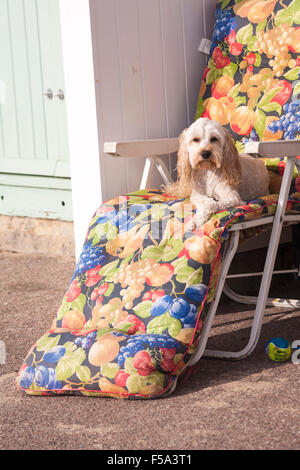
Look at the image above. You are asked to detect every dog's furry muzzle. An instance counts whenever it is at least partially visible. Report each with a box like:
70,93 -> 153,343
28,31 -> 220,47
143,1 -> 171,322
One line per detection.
191,149 -> 222,171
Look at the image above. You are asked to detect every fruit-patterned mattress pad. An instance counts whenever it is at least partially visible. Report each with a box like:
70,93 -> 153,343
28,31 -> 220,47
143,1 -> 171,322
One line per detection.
16,159 -> 300,398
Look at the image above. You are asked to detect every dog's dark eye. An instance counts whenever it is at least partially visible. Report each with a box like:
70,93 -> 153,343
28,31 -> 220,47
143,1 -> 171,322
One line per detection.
192,138 -> 200,143
210,137 -> 218,143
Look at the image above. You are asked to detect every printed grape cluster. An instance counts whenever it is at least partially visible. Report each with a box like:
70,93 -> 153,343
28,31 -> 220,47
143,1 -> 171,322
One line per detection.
116,334 -> 179,368
268,103 -> 300,139
74,243 -> 106,276
242,128 -> 259,146
255,24 -> 295,78
75,331 -> 97,350
210,5 -> 237,53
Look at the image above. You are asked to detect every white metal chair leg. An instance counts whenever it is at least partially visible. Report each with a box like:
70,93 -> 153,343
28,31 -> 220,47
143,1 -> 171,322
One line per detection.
203,156 -> 297,360
223,283 -> 300,309
188,231 -> 240,366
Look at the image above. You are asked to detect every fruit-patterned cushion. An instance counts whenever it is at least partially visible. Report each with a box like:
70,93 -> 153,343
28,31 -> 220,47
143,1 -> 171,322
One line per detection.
16,164 -> 300,398
196,0 -> 300,152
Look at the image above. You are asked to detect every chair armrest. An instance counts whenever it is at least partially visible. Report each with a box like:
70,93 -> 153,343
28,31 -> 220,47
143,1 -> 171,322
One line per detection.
245,140 -> 300,158
103,138 -> 179,158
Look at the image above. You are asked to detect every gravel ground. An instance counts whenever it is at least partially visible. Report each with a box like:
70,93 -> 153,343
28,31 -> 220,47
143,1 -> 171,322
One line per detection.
0,250 -> 299,450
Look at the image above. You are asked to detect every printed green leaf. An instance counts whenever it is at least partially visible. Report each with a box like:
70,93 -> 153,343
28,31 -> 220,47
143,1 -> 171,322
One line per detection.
293,81 -> 300,97
257,86 -> 283,107
55,347 -> 86,381
275,0 -> 300,25
208,57 -> 215,69
256,20 -> 267,33
221,0 -> 231,8
235,96 -> 246,107
146,371 -> 165,387
106,223 -> 118,240
151,204 -> 168,221
126,374 -> 146,394
236,24 -> 253,44
56,295 -> 70,321
36,334 -> 60,353
89,223 -> 108,244
99,259 -> 119,276
147,313 -> 169,335
161,238 -> 183,262
206,67 -> 222,85
186,267 -> 203,288
166,314 -> 182,338
100,363 -> 119,379
260,102 -> 282,115
176,265 -> 195,284
112,321 -> 133,333
55,359 -> 76,381
246,35 -> 258,51
254,53 -> 261,67
172,255 -> 188,273
228,84 -> 240,99
76,365 -> 91,382
195,97 -> 205,120
141,245 -> 163,261
254,108 -> 266,140
222,62 -> 238,78
284,68 -> 300,81
124,357 -> 136,375
70,293 -> 86,313
133,300 -> 152,318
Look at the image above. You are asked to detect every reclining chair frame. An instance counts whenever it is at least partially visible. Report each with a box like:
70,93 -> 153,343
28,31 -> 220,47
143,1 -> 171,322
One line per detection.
104,138 -> 300,364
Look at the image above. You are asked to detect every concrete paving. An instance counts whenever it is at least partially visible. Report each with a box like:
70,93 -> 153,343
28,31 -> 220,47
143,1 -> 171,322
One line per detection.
0,250 -> 299,450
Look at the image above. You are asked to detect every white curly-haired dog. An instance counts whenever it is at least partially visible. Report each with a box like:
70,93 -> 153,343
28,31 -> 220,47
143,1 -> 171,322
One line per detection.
166,117 -> 270,227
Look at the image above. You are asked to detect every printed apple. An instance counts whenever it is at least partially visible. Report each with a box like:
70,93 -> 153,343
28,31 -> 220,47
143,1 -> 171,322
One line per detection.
61,309 -> 86,330
202,97 -> 229,126
230,106 -> 255,135
270,80 -> 292,106
211,76 -> 235,99
88,338 -> 119,366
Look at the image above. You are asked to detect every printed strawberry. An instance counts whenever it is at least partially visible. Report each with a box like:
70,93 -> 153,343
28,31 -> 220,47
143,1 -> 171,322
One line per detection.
230,42 -> 243,56
160,357 -> 175,372
225,30 -> 236,45
160,347 -> 176,360
245,52 -> 256,65
203,66 -> 210,79
115,370 -> 130,387
66,280 -> 81,302
133,350 -> 156,376
212,47 -> 230,69
142,291 -> 153,301
97,283 -> 110,295
127,315 -> 146,335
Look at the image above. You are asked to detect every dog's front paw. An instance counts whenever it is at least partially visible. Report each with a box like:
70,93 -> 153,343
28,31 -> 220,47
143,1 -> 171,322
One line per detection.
194,213 -> 208,229
184,216 -> 197,232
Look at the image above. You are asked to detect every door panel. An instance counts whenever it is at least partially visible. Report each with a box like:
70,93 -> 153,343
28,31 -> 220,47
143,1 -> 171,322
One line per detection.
0,0 -> 72,220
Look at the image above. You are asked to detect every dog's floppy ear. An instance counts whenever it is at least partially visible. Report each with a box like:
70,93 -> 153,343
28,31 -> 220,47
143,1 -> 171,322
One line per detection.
222,128 -> 242,188
177,129 -> 192,193
164,129 -> 192,198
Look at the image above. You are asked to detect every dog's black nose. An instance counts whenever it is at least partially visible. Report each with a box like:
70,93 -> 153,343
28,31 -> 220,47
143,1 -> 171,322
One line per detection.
201,150 -> 211,160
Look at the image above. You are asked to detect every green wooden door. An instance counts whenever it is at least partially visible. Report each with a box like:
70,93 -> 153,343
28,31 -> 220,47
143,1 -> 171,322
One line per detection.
0,0 -> 72,220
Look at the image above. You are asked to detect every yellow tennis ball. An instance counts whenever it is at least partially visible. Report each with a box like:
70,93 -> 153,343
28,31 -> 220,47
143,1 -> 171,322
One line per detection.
265,337 -> 291,362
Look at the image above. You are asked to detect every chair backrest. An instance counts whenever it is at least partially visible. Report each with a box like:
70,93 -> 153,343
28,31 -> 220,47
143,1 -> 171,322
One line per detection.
196,0 -> 300,153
